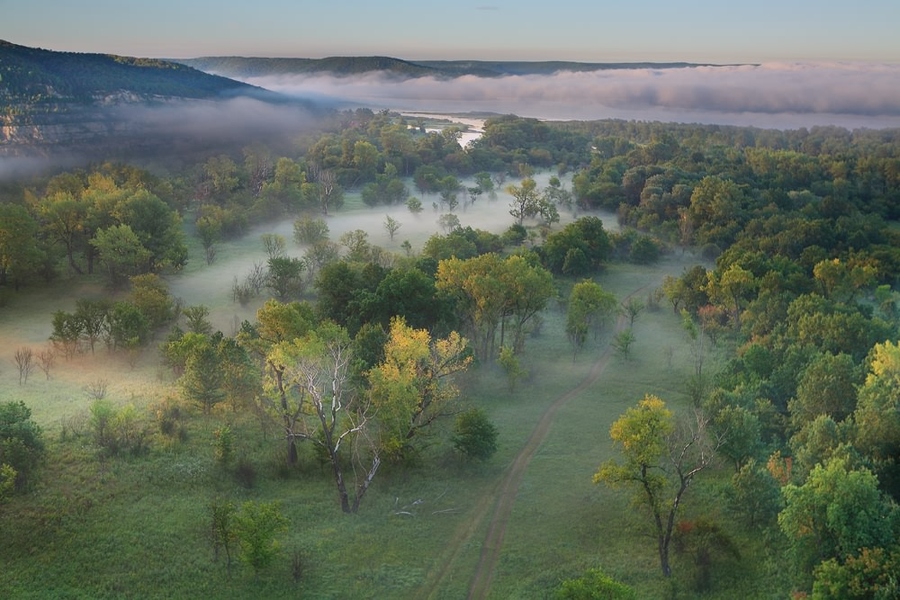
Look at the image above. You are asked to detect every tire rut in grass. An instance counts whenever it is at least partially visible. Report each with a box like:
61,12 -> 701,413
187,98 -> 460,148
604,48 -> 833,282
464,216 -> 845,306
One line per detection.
419,283 -> 650,600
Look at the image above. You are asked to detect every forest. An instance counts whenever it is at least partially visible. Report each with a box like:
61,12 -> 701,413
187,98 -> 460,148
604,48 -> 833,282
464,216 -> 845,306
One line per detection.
1,109 -> 899,599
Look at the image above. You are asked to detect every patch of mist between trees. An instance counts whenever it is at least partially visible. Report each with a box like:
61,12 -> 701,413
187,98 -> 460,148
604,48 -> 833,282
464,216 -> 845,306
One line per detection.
165,171 -> 618,328
109,97 -> 320,143
0,97 -> 325,179
238,63 -> 900,129
0,153 -> 86,183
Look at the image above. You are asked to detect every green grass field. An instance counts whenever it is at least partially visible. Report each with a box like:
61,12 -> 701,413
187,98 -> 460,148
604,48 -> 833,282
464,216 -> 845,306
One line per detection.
0,188 -> 783,598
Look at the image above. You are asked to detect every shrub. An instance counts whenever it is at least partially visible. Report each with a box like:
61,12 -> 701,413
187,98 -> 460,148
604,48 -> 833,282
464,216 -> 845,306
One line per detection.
452,408 -> 499,462
0,401 -> 44,491
556,568 -> 636,599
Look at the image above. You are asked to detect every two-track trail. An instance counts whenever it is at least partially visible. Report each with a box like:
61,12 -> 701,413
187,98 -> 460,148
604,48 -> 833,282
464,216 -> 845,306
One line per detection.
418,282 -> 651,600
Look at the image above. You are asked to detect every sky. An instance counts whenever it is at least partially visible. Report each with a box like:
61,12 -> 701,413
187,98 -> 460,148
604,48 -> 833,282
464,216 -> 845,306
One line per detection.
2,0 -> 899,63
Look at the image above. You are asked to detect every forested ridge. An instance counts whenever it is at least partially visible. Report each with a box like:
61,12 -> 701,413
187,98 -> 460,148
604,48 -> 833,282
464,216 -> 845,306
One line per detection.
0,40 -> 258,105
1,109 -> 899,598
179,55 -> 724,79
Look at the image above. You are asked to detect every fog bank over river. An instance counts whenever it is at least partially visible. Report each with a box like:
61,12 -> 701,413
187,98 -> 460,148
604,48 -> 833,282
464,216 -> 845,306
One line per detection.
241,62 -> 900,130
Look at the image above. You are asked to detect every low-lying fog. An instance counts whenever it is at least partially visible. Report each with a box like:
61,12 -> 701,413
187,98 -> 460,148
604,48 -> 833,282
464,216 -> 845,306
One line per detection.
167,171 -> 614,334
237,62 -> 900,130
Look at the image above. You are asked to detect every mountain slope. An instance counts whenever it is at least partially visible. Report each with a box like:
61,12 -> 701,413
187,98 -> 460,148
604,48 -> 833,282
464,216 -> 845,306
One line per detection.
0,40 -> 308,157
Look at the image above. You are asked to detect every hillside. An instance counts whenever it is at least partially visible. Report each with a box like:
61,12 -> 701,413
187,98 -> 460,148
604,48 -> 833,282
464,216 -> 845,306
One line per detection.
178,55 -> 731,79
0,40 -> 307,158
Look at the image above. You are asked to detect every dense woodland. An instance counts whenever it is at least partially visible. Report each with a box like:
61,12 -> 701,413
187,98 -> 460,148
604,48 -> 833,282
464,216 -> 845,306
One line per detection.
1,110 -> 900,598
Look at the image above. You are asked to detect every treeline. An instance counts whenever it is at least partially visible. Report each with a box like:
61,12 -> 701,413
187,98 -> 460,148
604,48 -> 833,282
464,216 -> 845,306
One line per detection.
2,112 -> 900,596
571,121 -> 900,594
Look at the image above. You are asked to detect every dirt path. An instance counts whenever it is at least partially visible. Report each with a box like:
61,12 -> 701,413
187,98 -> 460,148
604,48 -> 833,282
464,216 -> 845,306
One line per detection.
419,283 -> 650,600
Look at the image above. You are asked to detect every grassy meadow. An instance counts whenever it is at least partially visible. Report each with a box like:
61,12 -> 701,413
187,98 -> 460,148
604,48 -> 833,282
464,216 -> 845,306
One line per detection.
0,177 -> 775,598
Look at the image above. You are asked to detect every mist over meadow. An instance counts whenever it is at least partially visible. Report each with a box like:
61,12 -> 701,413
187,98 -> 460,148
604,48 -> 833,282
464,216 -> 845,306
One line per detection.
237,62 -> 900,130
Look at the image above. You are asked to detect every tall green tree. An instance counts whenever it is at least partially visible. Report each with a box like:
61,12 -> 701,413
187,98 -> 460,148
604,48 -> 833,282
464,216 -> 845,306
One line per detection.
595,395 -> 721,577
778,458 -> 898,588
0,401 -> 44,492
565,280 -> 617,356
507,177 -> 540,225
0,203 -> 43,290
90,224 -> 151,286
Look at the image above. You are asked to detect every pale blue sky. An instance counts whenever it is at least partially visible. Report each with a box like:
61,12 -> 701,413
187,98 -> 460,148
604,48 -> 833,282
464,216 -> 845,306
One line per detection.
2,0 -> 898,62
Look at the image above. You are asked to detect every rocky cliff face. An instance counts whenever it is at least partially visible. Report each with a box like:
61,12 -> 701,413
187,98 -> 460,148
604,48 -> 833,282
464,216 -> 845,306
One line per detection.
0,40 -> 276,158
1,95 -> 175,156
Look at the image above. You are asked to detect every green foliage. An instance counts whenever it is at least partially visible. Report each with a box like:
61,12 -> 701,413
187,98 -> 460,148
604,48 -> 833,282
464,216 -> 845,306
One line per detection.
555,568 -> 636,599
90,224 -> 151,285
266,256 -> 305,301
778,458 -> 898,586
89,400 -> 148,456
0,401 -> 44,491
129,273 -> 175,329
293,215 -> 329,245
812,547 -> 900,600
452,408 -> 499,462
498,345 -> 526,392
541,217 -> 611,276
0,202 -> 43,289
612,329 -> 635,361
566,280 -> 618,355
213,425 -> 234,466
728,459 -> 783,528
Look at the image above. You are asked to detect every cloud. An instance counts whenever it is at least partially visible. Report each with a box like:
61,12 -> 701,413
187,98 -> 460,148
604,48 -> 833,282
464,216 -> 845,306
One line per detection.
238,63 -> 900,129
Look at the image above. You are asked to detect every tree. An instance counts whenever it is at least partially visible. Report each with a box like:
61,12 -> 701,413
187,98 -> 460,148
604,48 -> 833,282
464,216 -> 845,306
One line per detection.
788,352 -> 861,431
852,340 -> 900,497
339,229 -> 371,262
74,298 -> 110,354
0,203 -> 44,289
728,459 -> 783,528
384,215 -> 401,241
267,256 -> 305,301
233,501 -> 288,576
566,280 -> 618,356
13,347 -> 34,385
621,297 -> 645,327
264,324 -> 379,513
114,189 -> 186,271
179,335 -> 226,414
261,233 -> 286,260
507,177 -> 540,225
498,345 -> 526,392
38,191 -> 88,274
195,214 -> 221,265
50,310 -> 83,358
594,395 -> 721,577
452,408 -> 499,462
0,401 -> 44,492
129,273 -> 175,329
612,328 -> 636,361
812,547 -> 900,600
541,217 -> 611,276
436,253 -> 553,362
778,458 -> 898,587
293,216 -> 329,246
182,305 -> 213,335
106,301 -> 150,352
91,224 -> 151,286
368,317 -> 471,460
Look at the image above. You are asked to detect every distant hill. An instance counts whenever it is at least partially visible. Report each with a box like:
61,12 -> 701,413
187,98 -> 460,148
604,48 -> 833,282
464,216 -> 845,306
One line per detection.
180,55 -> 444,79
177,56 -> 731,79
0,40 -> 313,158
